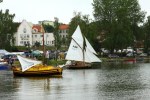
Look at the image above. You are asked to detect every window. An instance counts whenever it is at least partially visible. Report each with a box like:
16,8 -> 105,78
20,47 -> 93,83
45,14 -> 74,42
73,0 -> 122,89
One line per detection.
23,28 -> 27,33
20,41 -> 23,44
59,30 -> 61,33
27,35 -> 29,38
33,29 -> 37,33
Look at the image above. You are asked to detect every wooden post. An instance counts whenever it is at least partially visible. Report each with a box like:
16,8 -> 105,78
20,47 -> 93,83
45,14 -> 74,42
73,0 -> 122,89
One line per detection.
42,30 -> 45,64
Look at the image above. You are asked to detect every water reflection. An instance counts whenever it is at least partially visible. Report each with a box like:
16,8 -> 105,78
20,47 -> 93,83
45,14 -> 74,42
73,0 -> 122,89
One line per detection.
1,63 -> 150,100
97,63 -> 150,100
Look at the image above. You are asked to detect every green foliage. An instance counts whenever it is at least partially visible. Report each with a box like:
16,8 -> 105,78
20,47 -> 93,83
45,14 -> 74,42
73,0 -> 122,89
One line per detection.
34,41 -> 41,48
68,12 -> 98,51
48,59 -> 66,66
54,18 -> 61,50
69,12 -> 91,37
13,46 -> 27,51
92,0 -> 145,53
0,9 -> 17,50
143,16 -> 150,52
43,24 -> 54,33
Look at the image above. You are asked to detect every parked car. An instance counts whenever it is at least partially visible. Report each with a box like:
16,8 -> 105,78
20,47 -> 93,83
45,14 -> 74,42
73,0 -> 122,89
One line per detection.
139,53 -> 147,57
108,54 -> 119,58
126,53 -> 133,57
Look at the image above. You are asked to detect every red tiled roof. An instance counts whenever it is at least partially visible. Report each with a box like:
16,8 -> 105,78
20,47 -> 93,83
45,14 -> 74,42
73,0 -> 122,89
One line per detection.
32,24 -> 45,33
59,24 -> 69,30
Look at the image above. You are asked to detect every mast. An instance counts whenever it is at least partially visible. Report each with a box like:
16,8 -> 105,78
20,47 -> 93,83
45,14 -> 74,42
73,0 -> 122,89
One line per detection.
82,31 -> 86,66
42,24 -> 45,65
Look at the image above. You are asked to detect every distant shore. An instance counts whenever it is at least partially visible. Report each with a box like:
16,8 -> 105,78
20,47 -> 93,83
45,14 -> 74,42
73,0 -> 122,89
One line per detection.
100,56 -> 150,63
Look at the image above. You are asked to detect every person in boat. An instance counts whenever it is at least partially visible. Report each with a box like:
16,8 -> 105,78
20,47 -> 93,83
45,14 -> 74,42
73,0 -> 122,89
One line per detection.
8,57 -> 14,66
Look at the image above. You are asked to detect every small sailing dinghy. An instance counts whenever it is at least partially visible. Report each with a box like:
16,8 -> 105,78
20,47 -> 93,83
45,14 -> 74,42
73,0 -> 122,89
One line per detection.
12,55 -> 63,77
65,25 -> 102,69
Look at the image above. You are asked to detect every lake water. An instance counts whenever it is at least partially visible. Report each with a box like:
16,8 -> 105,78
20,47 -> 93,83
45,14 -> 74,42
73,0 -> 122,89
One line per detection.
0,62 -> 150,100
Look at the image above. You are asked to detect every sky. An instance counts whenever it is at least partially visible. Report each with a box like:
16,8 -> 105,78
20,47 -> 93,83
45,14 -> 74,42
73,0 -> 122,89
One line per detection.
0,0 -> 150,24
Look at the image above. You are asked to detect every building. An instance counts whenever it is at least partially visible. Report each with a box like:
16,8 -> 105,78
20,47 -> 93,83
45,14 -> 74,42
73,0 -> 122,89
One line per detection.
59,24 -> 69,38
14,20 -> 55,47
38,20 -> 54,27
14,20 -> 32,46
32,24 -> 55,46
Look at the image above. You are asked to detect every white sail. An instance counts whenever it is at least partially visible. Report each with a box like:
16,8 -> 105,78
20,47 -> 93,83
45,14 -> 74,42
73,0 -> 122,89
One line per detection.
85,37 -> 97,54
17,55 -> 42,72
65,25 -> 101,63
85,47 -> 101,62
65,39 -> 84,62
72,25 -> 84,48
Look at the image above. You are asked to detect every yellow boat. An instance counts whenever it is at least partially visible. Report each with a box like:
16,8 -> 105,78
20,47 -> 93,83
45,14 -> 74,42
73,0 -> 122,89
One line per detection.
12,55 -> 63,77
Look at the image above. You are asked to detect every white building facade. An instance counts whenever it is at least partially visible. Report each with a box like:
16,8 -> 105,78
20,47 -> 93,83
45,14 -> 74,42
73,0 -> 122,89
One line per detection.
14,20 -> 55,47
59,24 -> 69,38
32,33 -> 55,46
14,20 -> 32,46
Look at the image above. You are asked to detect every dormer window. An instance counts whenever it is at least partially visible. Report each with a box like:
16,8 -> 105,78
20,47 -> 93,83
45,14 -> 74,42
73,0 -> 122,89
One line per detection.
23,28 -> 27,33
32,28 -> 38,33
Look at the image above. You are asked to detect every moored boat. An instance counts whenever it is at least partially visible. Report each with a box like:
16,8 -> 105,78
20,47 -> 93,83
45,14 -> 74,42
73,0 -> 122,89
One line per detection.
124,58 -> 136,63
64,60 -> 91,69
12,55 -> 63,77
65,25 -> 102,69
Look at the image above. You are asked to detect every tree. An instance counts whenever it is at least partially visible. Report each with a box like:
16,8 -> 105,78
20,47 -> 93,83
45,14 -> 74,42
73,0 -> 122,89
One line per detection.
92,0 -> 145,53
34,41 -> 41,48
69,12 -> 90,42
0,9 -> 16,50
68,12 -> 99,51
68,12 -> 83,38
53,17 -> 61,62
143,16 -> 150,53
0,0 -> 3,3
54,17 -> 61,50
43,24 -> 54,33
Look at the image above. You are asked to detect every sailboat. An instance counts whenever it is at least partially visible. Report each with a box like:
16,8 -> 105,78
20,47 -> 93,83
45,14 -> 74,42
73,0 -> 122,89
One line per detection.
65,25 -> 102,69
12,24 -> 63,77
12,55 -> 63,77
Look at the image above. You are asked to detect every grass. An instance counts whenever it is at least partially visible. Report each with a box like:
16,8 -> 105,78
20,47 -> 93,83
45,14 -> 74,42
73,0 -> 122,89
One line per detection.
47,59 -> 66,66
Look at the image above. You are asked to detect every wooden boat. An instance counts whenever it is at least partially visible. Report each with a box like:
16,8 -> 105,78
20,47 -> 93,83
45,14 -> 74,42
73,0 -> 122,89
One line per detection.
65,25 -> 102,69
124,58 -> 136,63
12,55 -> 63,77
65,61 -> 91,69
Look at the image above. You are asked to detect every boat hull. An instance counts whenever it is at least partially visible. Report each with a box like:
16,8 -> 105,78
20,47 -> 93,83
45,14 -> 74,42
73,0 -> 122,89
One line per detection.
12,65 -> 63,77
66,65 -> 92,69
66,62 -> 92,69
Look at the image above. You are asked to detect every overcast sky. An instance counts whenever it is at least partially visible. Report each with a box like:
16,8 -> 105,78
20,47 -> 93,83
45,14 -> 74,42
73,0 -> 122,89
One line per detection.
1,0 -> 150,24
